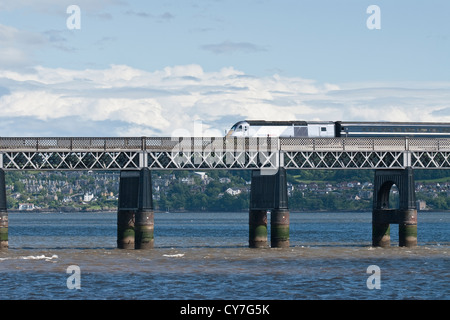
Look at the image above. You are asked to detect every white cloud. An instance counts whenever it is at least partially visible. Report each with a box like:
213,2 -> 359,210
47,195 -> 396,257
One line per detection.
0,64 -> 449,137
0,24 -> 47,69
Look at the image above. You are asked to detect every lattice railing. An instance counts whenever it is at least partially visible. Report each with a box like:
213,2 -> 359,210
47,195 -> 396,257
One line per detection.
0,137 -> 279,152
283,151 -> 405,169
1,152 -> 141,170
410,152 -> 450,168
2,137 -> 450,151
280,137 -> 411,151
0,137 -> 144,151
1,137 -> 450,170
147,150 -> 279,170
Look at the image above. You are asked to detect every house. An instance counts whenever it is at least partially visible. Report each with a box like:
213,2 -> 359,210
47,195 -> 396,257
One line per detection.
225,187 -> 241,196
19,203 -> 35,211
194,172 -> 208,180
416,200 -> 427,211
219,177 -> 231,184
83,192 -> 94,202
287,182 -> 294,196
181,177 -> 195,185
193,172 -> 211,185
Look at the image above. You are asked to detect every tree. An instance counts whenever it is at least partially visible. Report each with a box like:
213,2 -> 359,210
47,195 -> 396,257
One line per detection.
13,180 -> 25,194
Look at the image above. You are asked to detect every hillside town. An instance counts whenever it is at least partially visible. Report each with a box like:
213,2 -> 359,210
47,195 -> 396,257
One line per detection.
5,170 -> 449,212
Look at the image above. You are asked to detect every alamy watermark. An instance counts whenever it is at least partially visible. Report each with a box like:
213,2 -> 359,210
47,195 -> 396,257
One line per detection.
366,265 -> 381,289
67,5 -> 81,30
66,265 -> 81,289
170,121 -> 279,175
366,5 -> 381,30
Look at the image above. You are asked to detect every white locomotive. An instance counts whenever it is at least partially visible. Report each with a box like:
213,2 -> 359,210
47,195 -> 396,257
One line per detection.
226,120 -> 450,138
226,120 -> 335,138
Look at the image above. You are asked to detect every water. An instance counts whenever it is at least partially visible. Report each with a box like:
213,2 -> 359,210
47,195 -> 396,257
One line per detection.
0,211 -> 448,301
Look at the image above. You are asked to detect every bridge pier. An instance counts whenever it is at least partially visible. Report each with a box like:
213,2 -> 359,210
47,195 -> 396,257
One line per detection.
372,167 -> 417,247
271,167 -> 290,248
0,169 -> 8,250
249,209 -> 268,248
117,168 -> 154,249
135,168 -> 154,250
249,168 -> 289,248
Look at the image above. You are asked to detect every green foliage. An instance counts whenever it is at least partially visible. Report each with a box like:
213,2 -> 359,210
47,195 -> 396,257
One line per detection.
3,169 -> 450,212
155,177 -> 249,212
290,169 -> 374,183
289,190 -> 371,212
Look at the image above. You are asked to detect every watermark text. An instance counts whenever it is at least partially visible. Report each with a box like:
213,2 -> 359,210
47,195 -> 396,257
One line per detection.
66,265 -> 81,289
367,5 -> 381,30
366,265 -> 381,289
67,5 -> 81,30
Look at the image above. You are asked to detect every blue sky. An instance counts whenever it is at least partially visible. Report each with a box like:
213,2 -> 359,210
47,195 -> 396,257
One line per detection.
0,0 -> 449,136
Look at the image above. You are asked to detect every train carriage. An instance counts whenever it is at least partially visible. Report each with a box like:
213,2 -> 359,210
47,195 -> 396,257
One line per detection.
226,120 -> 335,138
337,122 -> 450,138
227,120 -> 450,138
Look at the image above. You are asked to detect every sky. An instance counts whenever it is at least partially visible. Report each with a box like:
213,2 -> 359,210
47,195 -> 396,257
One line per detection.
0,0 -> 449,137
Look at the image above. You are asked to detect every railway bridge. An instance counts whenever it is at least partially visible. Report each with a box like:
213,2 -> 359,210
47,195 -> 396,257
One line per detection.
1,136 -> 449,249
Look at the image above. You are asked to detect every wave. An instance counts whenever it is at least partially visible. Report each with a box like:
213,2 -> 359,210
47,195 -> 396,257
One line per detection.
0,254 -> 58,261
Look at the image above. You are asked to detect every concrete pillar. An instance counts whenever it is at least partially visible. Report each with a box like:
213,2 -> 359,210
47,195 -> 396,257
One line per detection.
271,208 -> 290,248
117,168 -> 154,249
249,168 -> 290,248
0,169 -> 8,250
249,209 -> 268,248
117,210 -> 135,249
135,209 -> 154,249
372,210 -> 391,247
271,168 -> 289,248
399,209 -> 417,247
135,168 -> 154,249
372,167 -> 417,247
397,168 -> 417,247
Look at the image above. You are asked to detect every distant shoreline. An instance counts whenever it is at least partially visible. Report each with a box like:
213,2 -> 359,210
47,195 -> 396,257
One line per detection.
8,208 -> 449,214
8,208 -> 116,213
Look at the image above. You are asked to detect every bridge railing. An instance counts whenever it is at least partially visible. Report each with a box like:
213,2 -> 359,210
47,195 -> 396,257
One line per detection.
0,137 -> 279,152
0,137 -> 144,151
280,137 -> 450,152
1,137 -> 450,152
407,138 -> 450,151
280,137 -> 406,151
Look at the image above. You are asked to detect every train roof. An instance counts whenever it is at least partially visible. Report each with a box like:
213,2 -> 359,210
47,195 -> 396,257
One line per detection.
243,120 -> 308,126
339,121 -> 450,126
234,120 -> 450,127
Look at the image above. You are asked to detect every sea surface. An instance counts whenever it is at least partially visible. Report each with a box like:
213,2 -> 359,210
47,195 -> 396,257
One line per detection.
0,211 -> 448,300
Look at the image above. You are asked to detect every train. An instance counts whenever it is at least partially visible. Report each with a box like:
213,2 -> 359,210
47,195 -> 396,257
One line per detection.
226,120 -> 450,138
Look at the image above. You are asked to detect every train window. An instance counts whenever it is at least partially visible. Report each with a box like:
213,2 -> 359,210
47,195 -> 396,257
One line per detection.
236,125 -> 242,132
321,127 -> 327,132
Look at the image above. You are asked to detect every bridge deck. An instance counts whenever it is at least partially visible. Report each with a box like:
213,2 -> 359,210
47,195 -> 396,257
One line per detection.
1,137 -> 449,170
